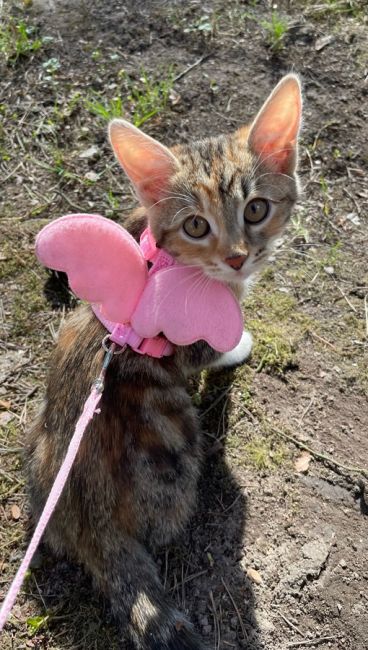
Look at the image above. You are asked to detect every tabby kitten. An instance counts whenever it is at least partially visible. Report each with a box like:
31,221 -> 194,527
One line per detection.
26,74 -> 302,649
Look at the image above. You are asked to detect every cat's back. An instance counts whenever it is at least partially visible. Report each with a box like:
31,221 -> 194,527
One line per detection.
26,304 -> 202,553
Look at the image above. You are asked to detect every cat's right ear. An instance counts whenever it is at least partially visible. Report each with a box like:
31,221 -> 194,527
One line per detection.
247,74 -> 302,175
109,119 -> 178,207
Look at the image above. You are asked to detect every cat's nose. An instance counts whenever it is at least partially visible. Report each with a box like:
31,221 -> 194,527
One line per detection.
225,254 -> 247,270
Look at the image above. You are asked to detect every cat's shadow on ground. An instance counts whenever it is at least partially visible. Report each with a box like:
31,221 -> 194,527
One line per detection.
172,367 -> 264,650
27,365 -> 264,650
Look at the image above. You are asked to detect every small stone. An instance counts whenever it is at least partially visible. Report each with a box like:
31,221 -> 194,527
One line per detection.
79,145 -> 99,160
340,559 -> 347,569
324,266 -> 334,275
11,505 -> 21,520
84,171 -> 99,182
315,35 -> 334,51
246,567 -> 263,585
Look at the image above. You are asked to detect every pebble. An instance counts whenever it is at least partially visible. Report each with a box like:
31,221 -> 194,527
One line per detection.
246,567 -> 263,585
11,504 -> 21,521
78,145 -> 99,160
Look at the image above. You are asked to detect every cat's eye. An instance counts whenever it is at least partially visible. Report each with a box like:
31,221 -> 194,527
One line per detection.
183,216 -> 210,239
244,199 -> 269,224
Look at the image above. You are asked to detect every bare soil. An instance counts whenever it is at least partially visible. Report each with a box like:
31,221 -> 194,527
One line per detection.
1,1 -> 367,649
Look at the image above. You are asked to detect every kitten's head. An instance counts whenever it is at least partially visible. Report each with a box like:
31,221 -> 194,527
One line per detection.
109,74 -> 302,285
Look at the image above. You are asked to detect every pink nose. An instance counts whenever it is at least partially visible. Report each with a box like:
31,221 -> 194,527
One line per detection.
225,254 -> 247,270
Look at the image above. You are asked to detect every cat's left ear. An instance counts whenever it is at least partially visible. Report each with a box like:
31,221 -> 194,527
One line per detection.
247,74 -> 302,174
109,119 -> 178,206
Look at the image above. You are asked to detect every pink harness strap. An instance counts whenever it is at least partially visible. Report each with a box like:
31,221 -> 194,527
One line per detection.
93,310 -> 174,358
93,227 -> 175,358
0,349 -> 113,632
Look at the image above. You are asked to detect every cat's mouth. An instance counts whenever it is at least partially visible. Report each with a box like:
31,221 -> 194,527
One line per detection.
200,251 -> 270,285
202,265 -> 250,285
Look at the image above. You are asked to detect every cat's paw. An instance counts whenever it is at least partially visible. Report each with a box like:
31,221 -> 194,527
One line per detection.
209,331 -> 252,370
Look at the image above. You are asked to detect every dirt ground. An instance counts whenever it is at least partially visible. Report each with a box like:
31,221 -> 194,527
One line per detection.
1,1 -> 368,649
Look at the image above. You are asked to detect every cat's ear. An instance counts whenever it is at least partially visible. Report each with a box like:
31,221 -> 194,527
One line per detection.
109,119 -> 178,206
247,74 -> 302,174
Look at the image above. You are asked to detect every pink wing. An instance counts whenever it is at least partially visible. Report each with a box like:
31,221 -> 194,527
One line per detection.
131,266 -> 243,353
35,214 -> 147,323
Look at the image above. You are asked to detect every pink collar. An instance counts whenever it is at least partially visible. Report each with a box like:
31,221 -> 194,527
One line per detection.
93,228 -> 175,357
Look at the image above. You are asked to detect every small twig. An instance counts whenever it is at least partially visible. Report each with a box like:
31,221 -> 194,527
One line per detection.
32,574 -> 48,612
287,636 -> 337,648
200,386 -> 232,419
168,569 -> 207,593
311,121 -> 340,152
54,189 -> 86,212
309,330 -> 339,352
298,392 -> 316,425
209,590 -> 221,650
343,187 -> 361,215
173,53 -> 212,83
272,427 -> 368,480
221,578 -> 248,642
0,162 -> 23,184
0,447 -> 24,455
336,284 -> 357,313
223,493 -> 242,513
279,613 -> 305,638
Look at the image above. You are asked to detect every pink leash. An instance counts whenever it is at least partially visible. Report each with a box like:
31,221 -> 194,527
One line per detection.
0,341 -> 118,632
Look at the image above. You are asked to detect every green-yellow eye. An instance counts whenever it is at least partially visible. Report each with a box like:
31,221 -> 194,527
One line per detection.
183,216 -> 210,239
244,199 -> 269,224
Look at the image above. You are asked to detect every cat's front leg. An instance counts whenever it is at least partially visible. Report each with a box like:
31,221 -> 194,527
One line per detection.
208,330 -> 253,370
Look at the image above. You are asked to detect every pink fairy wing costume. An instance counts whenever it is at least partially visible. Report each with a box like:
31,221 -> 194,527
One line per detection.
35,214 -> 243,356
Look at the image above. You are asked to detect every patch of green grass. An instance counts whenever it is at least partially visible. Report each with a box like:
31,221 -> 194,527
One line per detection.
128,69 -> 174,127
11,272 -> 46,337
0,231 -> 47,337
226,422 -> 288,471
0,420 -> 24,499
27,614 -> 50,636
251,323 -> 297,375
85,95 -> 124,121
261,12 -> 288,51
245,436 -> 287,470
315,240 -> 342,270
85,68 -> 174,128
245,281 -> 313,376
0,18 -> 48,64
319,175 -> 331,216
290,212 -> 310,244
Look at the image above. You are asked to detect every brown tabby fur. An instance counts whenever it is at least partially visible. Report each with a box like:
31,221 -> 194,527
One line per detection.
26,78 -> 301,650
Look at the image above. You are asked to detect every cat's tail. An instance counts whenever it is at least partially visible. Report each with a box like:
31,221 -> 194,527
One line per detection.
94,535 -> 208,650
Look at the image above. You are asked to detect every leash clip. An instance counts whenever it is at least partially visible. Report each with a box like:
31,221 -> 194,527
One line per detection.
94,337 -> 125,393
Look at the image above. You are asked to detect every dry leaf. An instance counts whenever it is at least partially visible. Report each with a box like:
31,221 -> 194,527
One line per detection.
246,567 -> 262,585
294,451 -> 312,473
169,89 -> 181,106
11,505 -> 21,520
0,399 -> 11,409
